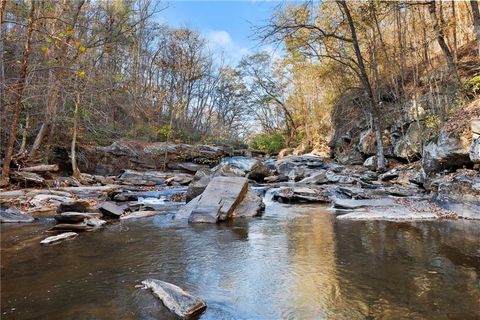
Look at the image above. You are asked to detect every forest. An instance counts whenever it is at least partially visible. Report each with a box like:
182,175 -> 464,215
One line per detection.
1,0 -> 479,181
1,1 -> 480,319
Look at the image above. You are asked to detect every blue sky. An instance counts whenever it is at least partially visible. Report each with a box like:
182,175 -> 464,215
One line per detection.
158,1 -> 286,65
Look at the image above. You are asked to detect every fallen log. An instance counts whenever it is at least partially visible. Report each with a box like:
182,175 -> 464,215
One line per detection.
11,171 -> 45,185
20,164 -> 59,172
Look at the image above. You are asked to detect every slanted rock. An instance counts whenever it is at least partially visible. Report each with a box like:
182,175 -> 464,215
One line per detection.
40,232 -> 78,245
0,207 -> 35,223
188,176 -> 248,223
98,202 -> 127,218
231,191 -> 264,218
141,279 -> 207,319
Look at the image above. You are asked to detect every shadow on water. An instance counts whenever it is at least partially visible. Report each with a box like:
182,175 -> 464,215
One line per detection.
1,202 -> 479,319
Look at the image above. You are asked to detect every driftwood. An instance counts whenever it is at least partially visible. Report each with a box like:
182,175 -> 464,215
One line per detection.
20,164 -> 59,173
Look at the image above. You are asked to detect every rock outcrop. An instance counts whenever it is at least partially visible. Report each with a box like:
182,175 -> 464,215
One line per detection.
80,141 -> 233,175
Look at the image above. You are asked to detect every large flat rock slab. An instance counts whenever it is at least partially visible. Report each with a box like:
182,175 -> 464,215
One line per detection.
333,198 -> 396,209
142,279 -> 207,318
188,176 -> 248,223
335,198 -> 457,221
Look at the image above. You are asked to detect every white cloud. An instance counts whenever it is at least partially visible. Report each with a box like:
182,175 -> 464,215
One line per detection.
205,30 -> 251,65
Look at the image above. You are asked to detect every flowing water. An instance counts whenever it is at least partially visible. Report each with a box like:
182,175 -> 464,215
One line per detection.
1,200 -> 480,319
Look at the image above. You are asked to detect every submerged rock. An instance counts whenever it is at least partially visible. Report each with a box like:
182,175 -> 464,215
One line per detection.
142,279 -> 207,319
40,232 -> 78,245
120,211 -> 165,220
0,207 -> 35,223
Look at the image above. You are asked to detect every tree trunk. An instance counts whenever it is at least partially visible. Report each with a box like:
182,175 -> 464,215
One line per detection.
71,93 -> 81,179
1,0 -> 35,186
471,0 -> 480,55
428,1 -> 458,77
339,0 -> 386,171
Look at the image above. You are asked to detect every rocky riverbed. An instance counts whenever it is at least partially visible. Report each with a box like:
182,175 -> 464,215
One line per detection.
1,148 -> 479,319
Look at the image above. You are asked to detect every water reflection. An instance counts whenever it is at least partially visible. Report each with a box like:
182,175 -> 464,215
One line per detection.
1,203 -> 479,319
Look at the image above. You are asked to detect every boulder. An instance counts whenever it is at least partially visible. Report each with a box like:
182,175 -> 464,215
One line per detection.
98,202 -> 127,218
0,207 -> 34,223
470,138 -> 480,163
394,122 -> 422,160
188,177 -> 248,223
40,232 -> 78,245
434,171 -> 480,219
358,129 -> 377,156
337,149 -> 365,165
247,160 -> 272,182
185,164 -> 245,202
167,162 -> 210,173
363,156 -> 377,171
141,279 -> 206,318
54,212 -> 102,223
231,191 -> 264,218
56,200 -> 91,213
422,131 -> 472,174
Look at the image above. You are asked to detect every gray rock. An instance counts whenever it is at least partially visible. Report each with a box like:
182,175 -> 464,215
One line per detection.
98,202 -> 127,218
299,171 -> 328,184
394,122 -> 422,159
0,207 -> 34,223
333,198 -> 395,209
363,156 -> 377,171
40,232 -> 78,245
469,138 -> 480,163
247,160 -> 272,182
358,129 -> 376,156
141,279 -> 206,319
422,131 -> 472,174
231,190 -> 265,218
188,177 -> 248,223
